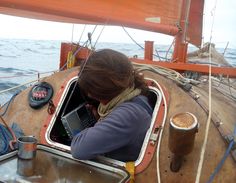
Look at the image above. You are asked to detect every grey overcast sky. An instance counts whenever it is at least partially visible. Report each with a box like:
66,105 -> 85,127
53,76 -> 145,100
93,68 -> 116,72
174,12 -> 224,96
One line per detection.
0,0 -> 235,48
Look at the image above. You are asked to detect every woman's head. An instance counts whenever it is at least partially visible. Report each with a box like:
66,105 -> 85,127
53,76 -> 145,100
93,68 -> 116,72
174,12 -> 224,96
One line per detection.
78,49 -> 147,101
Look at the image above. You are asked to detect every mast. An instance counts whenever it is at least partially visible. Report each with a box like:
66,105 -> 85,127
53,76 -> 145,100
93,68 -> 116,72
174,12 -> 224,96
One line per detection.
172,0 -> 191,63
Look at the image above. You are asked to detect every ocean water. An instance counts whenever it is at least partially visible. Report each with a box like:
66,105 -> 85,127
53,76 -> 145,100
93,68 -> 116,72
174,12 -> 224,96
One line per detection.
0,39 -> 236,105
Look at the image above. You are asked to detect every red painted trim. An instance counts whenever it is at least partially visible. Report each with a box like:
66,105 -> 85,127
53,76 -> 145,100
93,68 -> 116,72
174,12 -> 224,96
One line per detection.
40,74 -> 169,175
59,43 -> 91,70
135,79 -> 169,174
144,41 -> 154,61
131,58 -> 236,77
40,71 -> 78,145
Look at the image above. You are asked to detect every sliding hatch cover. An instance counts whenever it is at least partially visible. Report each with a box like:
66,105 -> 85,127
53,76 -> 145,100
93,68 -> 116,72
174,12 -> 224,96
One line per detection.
0,145 -> 130,183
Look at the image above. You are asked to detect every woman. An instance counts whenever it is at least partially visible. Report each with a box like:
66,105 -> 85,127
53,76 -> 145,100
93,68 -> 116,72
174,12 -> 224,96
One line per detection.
71,49 -> 153,162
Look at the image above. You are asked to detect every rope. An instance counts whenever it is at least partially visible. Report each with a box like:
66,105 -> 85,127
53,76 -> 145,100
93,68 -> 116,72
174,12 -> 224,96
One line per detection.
0,92 -> 18,116
195,45 -> 212,183
207,124 -> 236,183
195,1 -> 217,181
133,62 -> 200,86
155,80 -> 168,183
0,124 -> 10,155
0,116 -> 17,150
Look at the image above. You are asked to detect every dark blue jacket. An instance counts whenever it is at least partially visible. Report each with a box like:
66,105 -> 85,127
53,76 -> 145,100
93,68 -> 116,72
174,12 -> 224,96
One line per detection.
71,95 -> 152,161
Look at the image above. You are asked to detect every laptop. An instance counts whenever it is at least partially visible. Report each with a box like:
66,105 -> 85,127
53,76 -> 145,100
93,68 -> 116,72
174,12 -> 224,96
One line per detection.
61,103 -> 96,139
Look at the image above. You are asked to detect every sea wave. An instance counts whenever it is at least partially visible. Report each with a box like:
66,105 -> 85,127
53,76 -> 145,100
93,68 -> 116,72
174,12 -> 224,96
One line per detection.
0,54 -> 18,58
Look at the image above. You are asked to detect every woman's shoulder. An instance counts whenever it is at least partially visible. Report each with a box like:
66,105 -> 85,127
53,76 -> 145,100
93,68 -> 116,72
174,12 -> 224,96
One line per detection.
117,95 -> 146,108
131,95 -> 149,105
112,95 -> 152,118
128,95 -> 153,115
95,95 -> 152,134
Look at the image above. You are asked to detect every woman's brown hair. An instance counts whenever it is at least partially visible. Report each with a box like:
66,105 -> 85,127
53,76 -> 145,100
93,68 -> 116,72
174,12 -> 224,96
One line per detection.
78,49 -> 148,101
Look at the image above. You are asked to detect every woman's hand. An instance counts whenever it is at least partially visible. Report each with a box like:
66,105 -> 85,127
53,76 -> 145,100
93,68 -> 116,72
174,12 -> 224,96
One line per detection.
86,104 -> 100,121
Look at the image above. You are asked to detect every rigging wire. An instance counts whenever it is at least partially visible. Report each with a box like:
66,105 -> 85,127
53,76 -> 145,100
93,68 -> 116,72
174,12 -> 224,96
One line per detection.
1,12 -> 105,96
0,70 -> 56,79
71,24 -> 75,43
62,5 -> 113,117
222,41 -> 229,55
0,78 -> 40,95
195,0 -> 217,182
68,24 -> 75,53
122,27 -> 145,50
182,0 -> 191,43
59,25 -> 99,71
165,38 -> 175,61
61,24 -> 103,117
78,24 -> 87,45
226,77 -> 236,99
86,25 -> 98,48
122,27 -> 168,60
93,25 -> 106,48
212,76 -> 236,100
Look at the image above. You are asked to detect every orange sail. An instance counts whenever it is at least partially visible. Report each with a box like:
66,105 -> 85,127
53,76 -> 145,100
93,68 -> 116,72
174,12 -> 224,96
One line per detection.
0,0 -> 204,47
